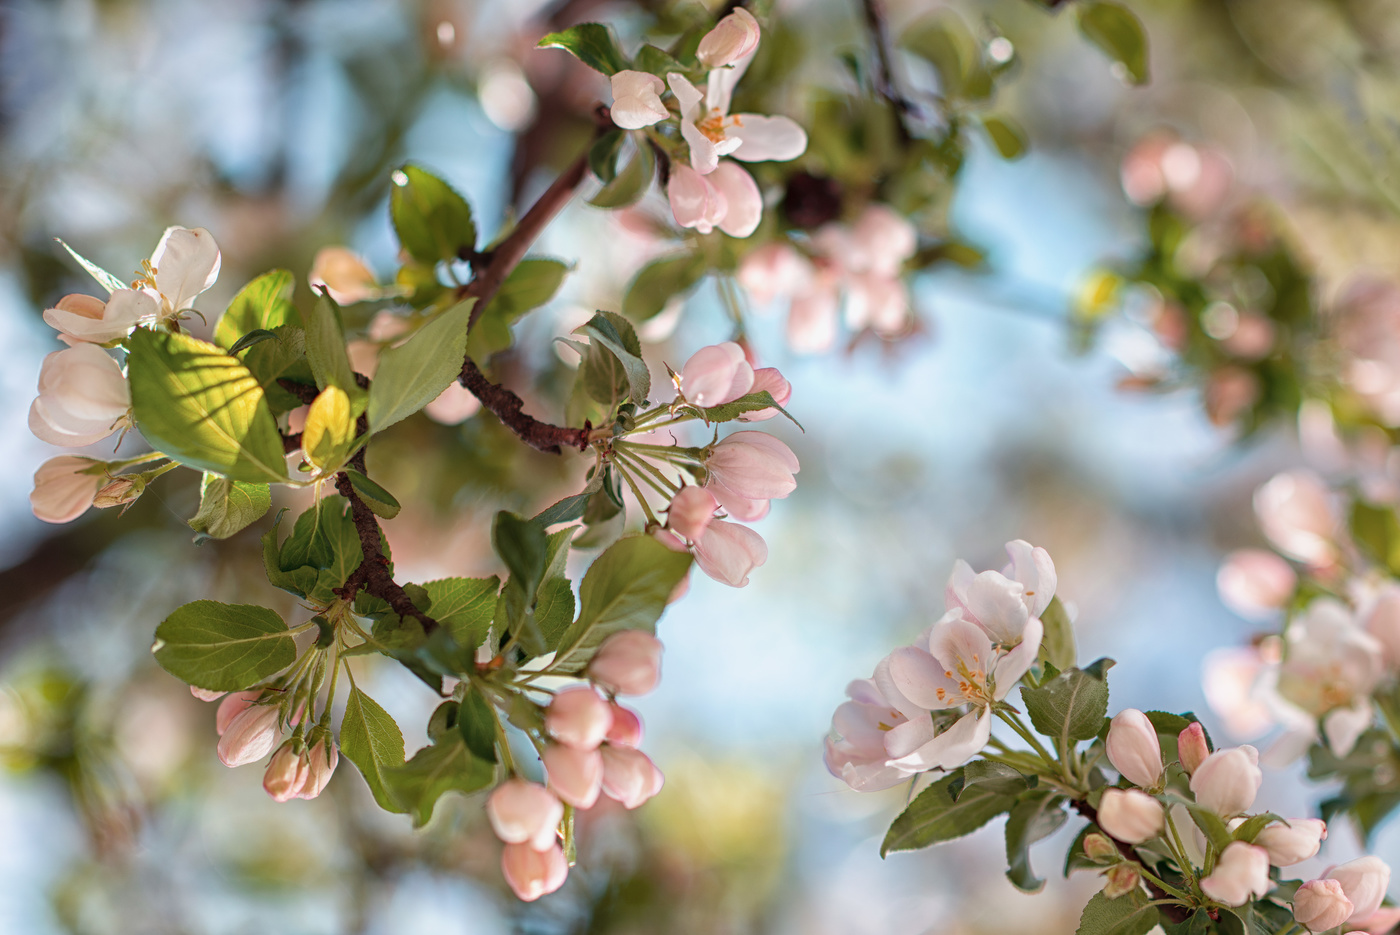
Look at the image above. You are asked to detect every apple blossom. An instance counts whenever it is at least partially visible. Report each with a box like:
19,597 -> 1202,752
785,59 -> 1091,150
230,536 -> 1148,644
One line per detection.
944,540 -> 1056,644
501,842 -> 568,901
1178,722 -> 1210,775
1189,745 -> 1262,816
605,703 -> 643,748
666,61 -> 806,175
691,518 -> 768,587
696,8 -> 760,68
737,367 -> 792,422
1328,856 -> 1392,923
29,344 -> 131,447
667,486 -> 719,542
309,246 -> 380,305
143,226 -> 222,320
216,690 -> 262,735
43,293 -> 144,345
1273,599 -> 1384,757
681,341 -> 754,407
738,243 -> 812,307
1202,646 -> 1275,739
1200,841 -> 1271,906
29,456 -> 103,524
609,70 -> 668,130
600,745 -> 665,808
1217,549 -> 1297,619
1253,818 -> 1326,866
881,609 -> 1043,770
297,737 -> 338,799
1293,878 -> 1354,933
190,685 -> 224,703
487,779 -> 564,851
545,687 -> 614,751
217,702 -> 281,768
666,161 -> 764,237
705,431 -> 799,504
588,630 -> 663,696
263,742 -> 310,802
824,678 -> 916,792
1106,709 -> 1164,789
542,743 -> 603,808
1254,470 -> 1341,567
1097,788 -> 1164,844
786,277 -> 841,353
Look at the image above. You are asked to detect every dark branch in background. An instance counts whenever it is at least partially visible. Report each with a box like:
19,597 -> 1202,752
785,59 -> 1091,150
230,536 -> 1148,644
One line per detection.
1071,800 -> 1193,925
859,0 -> 918,143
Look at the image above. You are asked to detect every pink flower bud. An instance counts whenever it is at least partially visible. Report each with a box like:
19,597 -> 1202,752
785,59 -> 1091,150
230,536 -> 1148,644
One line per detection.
215,690 -> 263,735
1103,864 -> 1141,899
545,687 -> 614,751
1254,470 -> 1340,567
218,702 -> 280,767
43,291 -> 148,345
501,842 -> 568,901
1200,841 -> 1272,907
1217,549 -> 1296,619
705,431 -> 799,501
849,205 -> 918,278
1294,878 -> 1354,932
1097,788 -> 1164,844
1329,856 -> 1392,923
1178,722 -> 1210,776
667,487 -> 719,542
681,341 -> 755,408
1083,833 -> 1117,862
696,8 -> 760,68
542,744 -> 603,809
263,742 -> 310,802
1190,745 -> 1262,817
309,246 -> 380,305
692,519 -> 768,587
190,685 -> 224,702
600,745 -> 664,809
297,738 -> 339,799
29,344 -> 131,447
487,779 -> 564,851
737,367 -> 792,422
589,630 -> 663,696
1106,709 -> 1164,789
606,703 -> 644,748
609,70 -> 668,130
1255,818 -> 1326,867
29,456 -> 102,524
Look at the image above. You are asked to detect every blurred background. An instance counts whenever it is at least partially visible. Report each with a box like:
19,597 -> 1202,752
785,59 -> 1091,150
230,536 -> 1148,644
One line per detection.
3,0 -> 1399,932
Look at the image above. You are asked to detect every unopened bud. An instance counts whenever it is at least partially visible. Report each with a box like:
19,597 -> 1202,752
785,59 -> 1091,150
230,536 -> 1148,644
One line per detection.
297,737 -> 339,799
93,475 -> 144,509
1293,878 -> 1353,932
263,741 -> 310,801
1106,709 -> 1164,788
1178,722 -> 1210,776
1083,832 -> 1118,862
1190,745 -> 1262,817
1103,864 -> 1141,899
695,8 -> 761,68
1098,788 -> 1165,844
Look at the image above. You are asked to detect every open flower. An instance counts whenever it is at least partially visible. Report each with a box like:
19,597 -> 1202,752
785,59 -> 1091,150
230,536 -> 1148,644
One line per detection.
1254,471 -> 1341,568
1272,599 -> 1384,758
881,609 -> 1043,770
945,539 -> 1057,644
29,344 -> 131,447
824,678 -> 917,792
667,161 -> 763,237
666,60 -> 807,175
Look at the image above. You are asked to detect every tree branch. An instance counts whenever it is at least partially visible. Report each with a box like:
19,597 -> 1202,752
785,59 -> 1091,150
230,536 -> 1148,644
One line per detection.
1071,800 -> 1194,924
859,0 -> 918,142
460,358 -> 590,454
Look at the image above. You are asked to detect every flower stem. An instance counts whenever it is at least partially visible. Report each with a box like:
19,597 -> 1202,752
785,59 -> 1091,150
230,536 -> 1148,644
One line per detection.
613,461 -> 660,527
993,707 -> 1063,778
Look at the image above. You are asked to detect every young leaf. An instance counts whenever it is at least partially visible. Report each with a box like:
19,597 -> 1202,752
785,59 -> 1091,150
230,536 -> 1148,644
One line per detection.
1075,890 -> 1160,935
420,576 -> 499,652
574,311 -> 650,406
151,600 -> 296,692
537,23 -> 630,76
589,140 -> 655,209
982,116 -> 1028,160
457,688 -> 498,763
302,385 -> 356,471
533,492 -> 592,528
1021,659 -> 1114,754
492,258 -> 569,320
340,686 -> 407,813
632,43 -> 684,77
386,734 -> 495,827
214,269 -> 296,350
390,164 -> 477,265
1038,596 -> 1077,671
302,295 -> 358,395
882,769 -> 1017,856
366,299 -> 474,433
589,129 -> 625,184
1005,790 -> 1068,892
623,252 -> 706,321
188,473 -> 272,540
536,577 -> 577,650
699,390 -> 801,427
344,469 -> 402,520
127,329 -> 289,484
242,324 -> 315,412
1187,805 -> 1233,853
262,510 -> 320,598
1077,1 -> 1150,86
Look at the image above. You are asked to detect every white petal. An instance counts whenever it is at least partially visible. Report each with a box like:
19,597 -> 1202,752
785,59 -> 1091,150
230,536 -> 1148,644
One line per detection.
152,226 -> 221,312
928,615 -> 994,675
610,70 -> 668,129
993,618 -> 1043,700
711,163 -> 762,238
873,654 -> 926,721
887,646 -> 962,711
946,558 -> 975,612
682,119 -> 721,175
965,570 -> 1030,643
1324,702 -> 1373,757
891,709 -> 991,771
883,715 -> 937,760
705,54 -> 752,117
728,115 -> 808,163
666,72 -> 704,121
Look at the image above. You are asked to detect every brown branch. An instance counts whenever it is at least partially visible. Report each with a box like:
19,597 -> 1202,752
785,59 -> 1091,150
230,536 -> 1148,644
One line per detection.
1071,800 -> 1193,924
859,0 -> 918,143
461,358 -> 590,454
333,470 -> 440,634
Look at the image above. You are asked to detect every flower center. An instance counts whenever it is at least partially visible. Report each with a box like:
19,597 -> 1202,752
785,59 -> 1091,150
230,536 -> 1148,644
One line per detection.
696,109 -> 740,144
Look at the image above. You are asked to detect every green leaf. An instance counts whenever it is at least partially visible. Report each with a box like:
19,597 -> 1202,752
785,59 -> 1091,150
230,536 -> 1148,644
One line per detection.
1077,1 -> 1150,85
491,259 -> 569,321
267,500 -> 366,604
699,390 -> 801,428
127,329 -> 289,484
340,687 -> 407,813
575,311 -> 650,406
1187,805 -> 1233,853
151,600 -> 296,692
1038,596 -> 1076,671
242,324 -> 314,412
345,469 -> 401,520
982,116 -> 1027,160
958,759 -> 1034,798
188,473 -> 272,540
214,269 -> 296,351
1075,890 -> 1160,935
1232,812 -> 1282,844
56,238 -> 127,294
302,295 -> 358,394
899,11 -> 991,101
551,535 -> 691,673
536,577 -> 577,649
632,43 -> 684,77
390,164 -> 477,265
366,299 -> 474,433
1351,501 -> 1400,575
387,734 -> 495,827
457,688 -> 498,763
534,493 -> 592,528
494,512 -> 549,601
420,577 -> 499,652
262,510 -> 320,598
882,768 -> 1017,856
623,252 -> 705,321
1021,659 -> 1114,754
589,139 -> 655,209
1005,790 -> 1067,892
537,23 -> 629,75
589,129 -> 625,184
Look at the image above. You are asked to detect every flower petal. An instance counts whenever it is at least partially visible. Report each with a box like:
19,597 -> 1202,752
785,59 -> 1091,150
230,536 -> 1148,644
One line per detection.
666,72 -> 704,121
151,227 -> 221,313
890,709 -> 991,771
887,646 -> 963,710
728,115 -> 808,163
927,614 -> 994,675
711,162 -> 762,238
993,618 -> 1043,700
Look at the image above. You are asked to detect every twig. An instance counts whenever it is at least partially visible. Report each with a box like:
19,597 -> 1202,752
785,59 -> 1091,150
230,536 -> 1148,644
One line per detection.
460,359 -> 589,454
859,0 -> 918,142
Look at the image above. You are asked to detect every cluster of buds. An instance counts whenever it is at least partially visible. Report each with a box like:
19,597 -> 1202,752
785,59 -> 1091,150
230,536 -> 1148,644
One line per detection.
606,9 -> 808,237
739,204 -> 919,353
487,630 -> 665,901
603,340 -> 798,589
192,687 -> 339,801
28,227 -> 222,524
